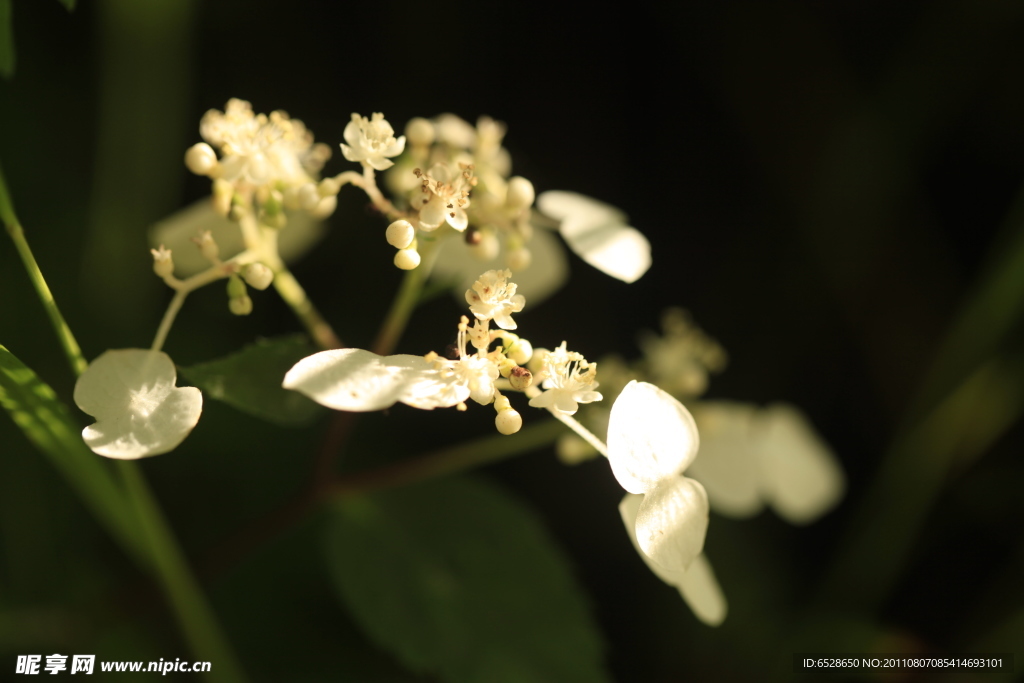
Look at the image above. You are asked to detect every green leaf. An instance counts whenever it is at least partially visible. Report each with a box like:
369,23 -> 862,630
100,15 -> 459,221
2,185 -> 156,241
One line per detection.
325,476 -> 611,683
178,335 -> 325,427
57,0 -> 76,10
0,345 -> 145,563
0,0 -> 14,80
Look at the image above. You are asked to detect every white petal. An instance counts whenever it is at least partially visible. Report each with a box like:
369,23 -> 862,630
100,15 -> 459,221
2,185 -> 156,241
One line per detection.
283,349 -> 438,412
537,191 -> 650,283
635,477 -> 709,572
149,199 -> 325,277
754,404 -> 845,524
74,349 -> 202,459
687,401 -> 765,518
430,228 -> 569,309
419,195 -> 447,229
367,156 -> 395,171
675,554 -> 728,626
606,381 -> 700,494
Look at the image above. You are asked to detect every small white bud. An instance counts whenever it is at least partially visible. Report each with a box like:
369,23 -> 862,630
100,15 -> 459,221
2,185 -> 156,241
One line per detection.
394,248 -> 421,270
495,407 -> 522,435
507,337 -> 533,365
318,177 -> 341,197
298,183 -> 320,211
386,220 -> 416,249
242,263 -> 274,290
470,230 -> 500,262
507,247 -> 531,271
527,348 -> 549,375
505,176 -> 535,210
229,295 -> 253,316
310,194 -> 337,219
150,246 -> 174,279
405,117 -> 435,147
185,143 -> 218,176
196,230 -> 219,263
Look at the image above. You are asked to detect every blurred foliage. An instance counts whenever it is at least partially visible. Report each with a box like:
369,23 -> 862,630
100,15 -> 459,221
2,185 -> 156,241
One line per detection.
1,1 -> 1023,682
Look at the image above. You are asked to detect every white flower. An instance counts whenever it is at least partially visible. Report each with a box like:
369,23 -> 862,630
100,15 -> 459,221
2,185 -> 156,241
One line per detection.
73,349 -> 203,459
414,163 -> 474,232
536,191 -> 651,284
340,112 -> 406,171
638,308 -> 727,399
527,342 -> 602,415
606,380 -> 708,572
686,401 -> 845,524
199,99 -> 329,187
465,268 -> 525,330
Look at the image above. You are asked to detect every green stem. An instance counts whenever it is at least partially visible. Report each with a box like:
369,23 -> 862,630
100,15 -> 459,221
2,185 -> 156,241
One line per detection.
330,418 -> 567,496
272,264 -> 340,350
371,238 -> 438,356
0,160 -> 87,376
119,462 -> 247,683
1,158 -> 246,681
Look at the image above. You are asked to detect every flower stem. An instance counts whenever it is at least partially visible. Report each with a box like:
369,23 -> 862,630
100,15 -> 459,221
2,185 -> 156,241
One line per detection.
1,158 -> 246,681
330,417 -> 568,496
272,264 -> 341,350
118,462 -> 248,683
371,238 -> 438,356
0,160 -> 87,376
151,289 -> 188,352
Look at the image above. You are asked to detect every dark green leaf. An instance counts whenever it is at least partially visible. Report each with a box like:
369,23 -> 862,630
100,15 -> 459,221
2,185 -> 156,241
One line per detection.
325,476 -> 611,683
0,345 -> 145,563
0,0 -> 14,80
178,335 -> 325,427
57,0 -> 77,10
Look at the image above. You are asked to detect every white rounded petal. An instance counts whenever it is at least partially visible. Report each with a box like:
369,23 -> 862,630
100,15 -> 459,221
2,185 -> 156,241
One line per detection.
754,404 -> 845,524
150,199 -> 324,277
283,349 -> 437,412
620,496 -> 727,625
687,401 -> 765,518
419,196 -> 447,229
367,156 -> 395,171
675,554 -> 728,626
635,477 -> 709,572
538,191 -> 649,283
607,381 -> 700,494
74,349 -> 202,459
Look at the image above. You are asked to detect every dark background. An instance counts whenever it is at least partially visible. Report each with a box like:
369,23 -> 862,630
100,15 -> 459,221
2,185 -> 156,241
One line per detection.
2,1 -> 1023,681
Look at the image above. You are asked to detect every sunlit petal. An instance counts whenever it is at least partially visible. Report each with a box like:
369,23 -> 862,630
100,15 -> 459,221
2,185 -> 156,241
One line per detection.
635,477 -> 709,572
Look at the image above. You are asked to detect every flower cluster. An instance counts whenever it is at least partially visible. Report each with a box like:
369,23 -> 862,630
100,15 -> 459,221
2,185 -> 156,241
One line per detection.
284,269 -> 601,435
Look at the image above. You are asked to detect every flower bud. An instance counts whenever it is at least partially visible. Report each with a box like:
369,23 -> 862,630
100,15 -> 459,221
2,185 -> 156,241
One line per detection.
298,183 -> 320,211
150,246 -> 174,279
507,337 -> 533,365
229,295 -> 253,316
185,143 -> 218,176
505,176 -> 535,210
197,230 -> 220,263
405,117 -> 435,147
386,220 -> 416,249
509,366 -> 533,391
470,230 -> 500,262
507,247 -> 531,271
311,195 -> 337,219
242,263 -> 274,290
227,273 -> 247,299
495,407 -> 522,435
318,177 -> 341,197
394,248 -> 421,270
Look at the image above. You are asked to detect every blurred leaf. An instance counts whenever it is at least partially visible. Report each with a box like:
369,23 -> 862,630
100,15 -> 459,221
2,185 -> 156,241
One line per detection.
325,476 -> 611,683
0,345 -> 145,563
179,335 -> 325,427
0,0 -> 13,80
57,0 -> 77,10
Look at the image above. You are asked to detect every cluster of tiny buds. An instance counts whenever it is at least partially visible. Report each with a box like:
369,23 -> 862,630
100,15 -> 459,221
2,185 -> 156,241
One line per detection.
385,219 -> 419,270
227,264 -> 273,316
